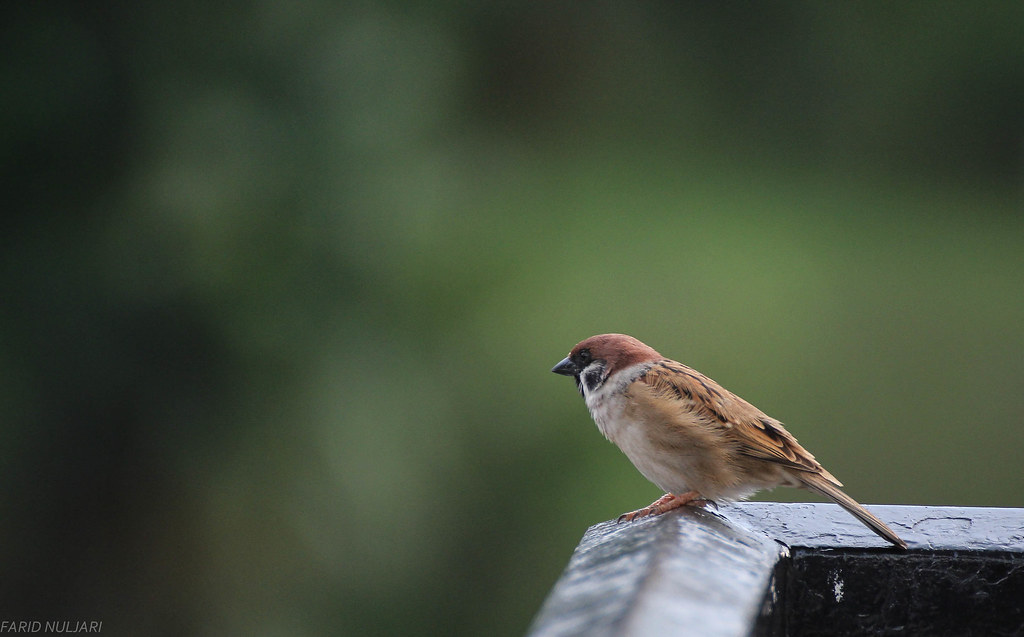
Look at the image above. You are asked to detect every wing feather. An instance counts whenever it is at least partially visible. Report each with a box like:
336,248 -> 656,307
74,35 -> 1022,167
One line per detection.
638,361 -> 841,485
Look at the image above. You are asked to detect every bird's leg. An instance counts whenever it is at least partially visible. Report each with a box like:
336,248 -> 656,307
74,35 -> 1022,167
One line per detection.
617,490 -> 712,522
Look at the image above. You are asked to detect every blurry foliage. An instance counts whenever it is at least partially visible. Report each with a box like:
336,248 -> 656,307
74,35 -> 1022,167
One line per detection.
1,2 -> 1022,636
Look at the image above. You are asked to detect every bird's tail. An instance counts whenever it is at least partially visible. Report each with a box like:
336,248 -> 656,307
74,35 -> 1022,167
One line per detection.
800,474 -> 907,549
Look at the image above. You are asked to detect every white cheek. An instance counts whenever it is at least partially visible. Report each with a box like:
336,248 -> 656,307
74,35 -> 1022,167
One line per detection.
579,361 -> 607,396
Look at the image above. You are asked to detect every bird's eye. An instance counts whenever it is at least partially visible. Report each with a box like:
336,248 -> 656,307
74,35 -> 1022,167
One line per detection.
576,348 -> 592,366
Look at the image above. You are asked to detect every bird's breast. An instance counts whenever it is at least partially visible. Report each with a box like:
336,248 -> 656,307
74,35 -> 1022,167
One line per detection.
584,374 -> 760,499
586,387 -> 700,495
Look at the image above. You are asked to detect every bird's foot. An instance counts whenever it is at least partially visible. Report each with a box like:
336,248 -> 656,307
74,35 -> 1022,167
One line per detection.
617,491 -> 713,522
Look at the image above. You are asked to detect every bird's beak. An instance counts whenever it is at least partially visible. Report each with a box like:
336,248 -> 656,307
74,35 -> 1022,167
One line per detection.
551,357 -> 577,376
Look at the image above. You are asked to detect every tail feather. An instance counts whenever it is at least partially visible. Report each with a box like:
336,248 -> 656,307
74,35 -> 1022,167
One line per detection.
801,475 -> 907,549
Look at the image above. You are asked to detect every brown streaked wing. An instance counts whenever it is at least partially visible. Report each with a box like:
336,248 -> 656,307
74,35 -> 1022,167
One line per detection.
638,361 -> 840,484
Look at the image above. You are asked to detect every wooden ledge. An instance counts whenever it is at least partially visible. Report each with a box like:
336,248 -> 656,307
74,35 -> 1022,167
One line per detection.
527,502 -> 1024,637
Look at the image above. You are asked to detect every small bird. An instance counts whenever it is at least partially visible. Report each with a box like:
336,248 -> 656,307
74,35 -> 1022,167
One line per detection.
552,333 -> 907,549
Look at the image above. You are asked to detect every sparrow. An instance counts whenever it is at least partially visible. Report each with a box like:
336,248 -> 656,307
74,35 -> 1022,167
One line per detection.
552,333 -> 907,549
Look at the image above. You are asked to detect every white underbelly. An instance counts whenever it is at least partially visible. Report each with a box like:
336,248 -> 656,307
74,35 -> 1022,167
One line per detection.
588,396 -> 696,494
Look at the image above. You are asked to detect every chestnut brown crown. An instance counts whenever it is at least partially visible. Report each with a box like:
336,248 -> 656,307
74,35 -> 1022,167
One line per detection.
551,334 -> 663,378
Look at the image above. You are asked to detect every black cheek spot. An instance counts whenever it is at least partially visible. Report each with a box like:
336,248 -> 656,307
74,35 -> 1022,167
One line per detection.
583,368 -> 603,392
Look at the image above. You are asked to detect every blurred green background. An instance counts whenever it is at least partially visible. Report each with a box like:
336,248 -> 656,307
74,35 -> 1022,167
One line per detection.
2,2 -> 1022,635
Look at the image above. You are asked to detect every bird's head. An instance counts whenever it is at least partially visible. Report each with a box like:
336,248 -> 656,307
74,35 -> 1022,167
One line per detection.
551,333 -> 662,394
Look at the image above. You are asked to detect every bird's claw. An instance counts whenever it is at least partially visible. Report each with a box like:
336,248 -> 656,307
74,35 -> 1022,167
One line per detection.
616,491 -> 714,523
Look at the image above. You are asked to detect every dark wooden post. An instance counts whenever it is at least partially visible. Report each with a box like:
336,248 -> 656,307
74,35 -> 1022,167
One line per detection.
527,502 -> 1024,636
